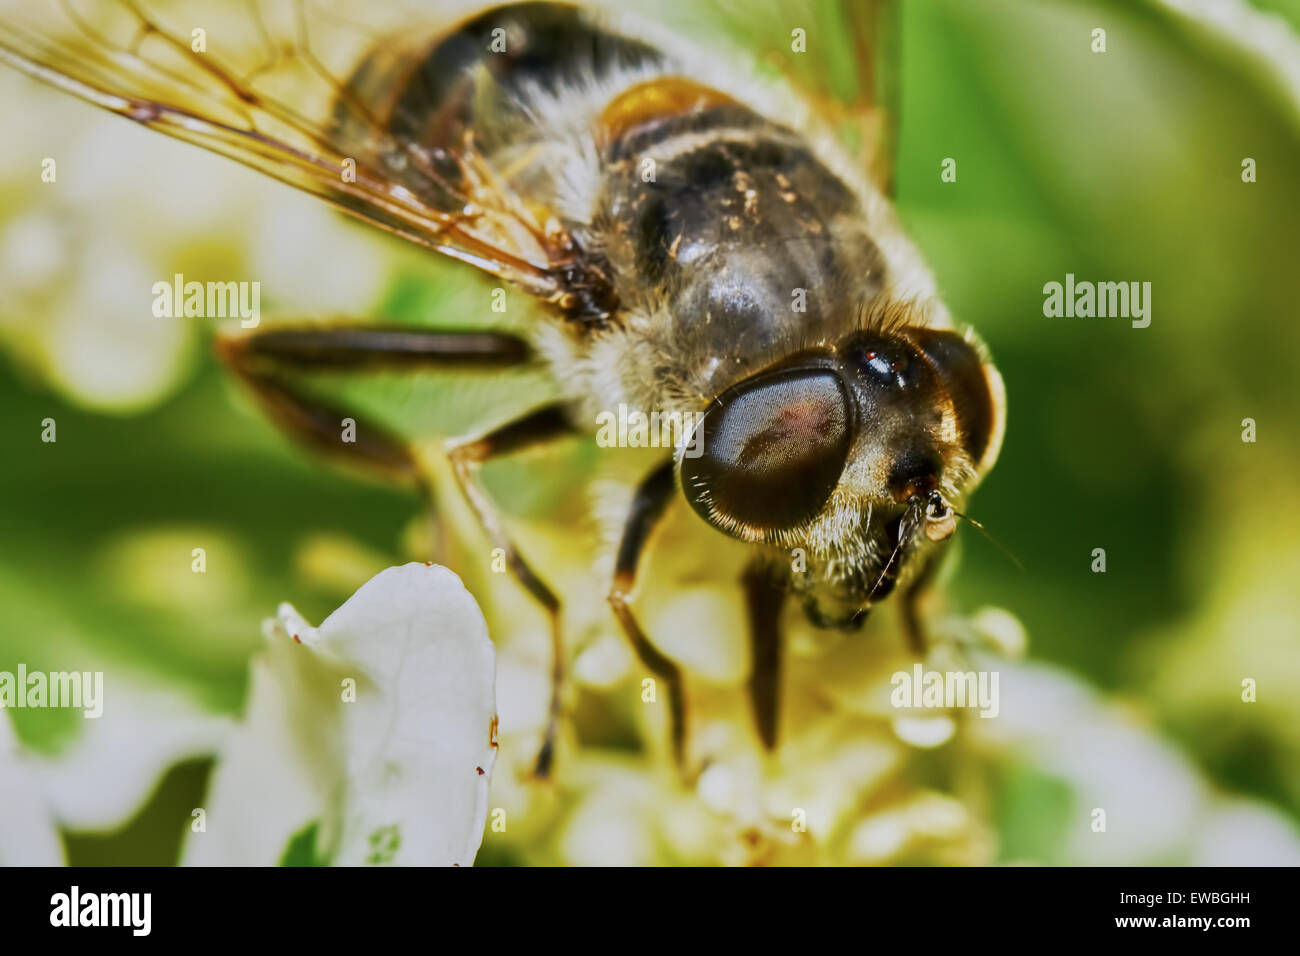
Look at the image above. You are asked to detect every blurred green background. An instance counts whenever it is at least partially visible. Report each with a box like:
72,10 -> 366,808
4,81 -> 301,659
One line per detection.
1,0 -> 1298,864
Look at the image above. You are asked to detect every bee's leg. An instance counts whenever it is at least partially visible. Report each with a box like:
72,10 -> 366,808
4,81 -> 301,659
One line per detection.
446,404 -> 576,779
900,544 -> 948,656
742,561 -> 789,751
215,325 -> 531,485
605,461 -> 694,777
216,325 -> 533,562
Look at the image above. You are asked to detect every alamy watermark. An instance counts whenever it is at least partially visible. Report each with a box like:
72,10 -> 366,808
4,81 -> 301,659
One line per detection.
595,403 -> 704,458
1042,273 -> 1151,328
890,663 -> 999,718
0,665 -> 103,718
152,272 -> 260,328
50,887 -> 150,936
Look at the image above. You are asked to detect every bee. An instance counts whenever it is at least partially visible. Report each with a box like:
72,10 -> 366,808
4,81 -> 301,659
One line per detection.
0,0 -> 1004,778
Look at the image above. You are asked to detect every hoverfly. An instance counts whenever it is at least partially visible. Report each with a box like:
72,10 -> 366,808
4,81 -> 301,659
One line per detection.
0,0 -> 1004,778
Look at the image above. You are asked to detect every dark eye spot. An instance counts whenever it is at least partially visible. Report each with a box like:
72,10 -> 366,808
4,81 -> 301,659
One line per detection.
681,368 -> 851,534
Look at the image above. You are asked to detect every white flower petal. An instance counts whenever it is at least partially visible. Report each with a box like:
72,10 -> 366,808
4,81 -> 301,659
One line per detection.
185,563 -> 497,867
31,682 -> 230,832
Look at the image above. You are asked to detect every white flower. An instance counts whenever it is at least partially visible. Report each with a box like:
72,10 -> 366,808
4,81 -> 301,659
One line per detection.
184,563 -> 497,866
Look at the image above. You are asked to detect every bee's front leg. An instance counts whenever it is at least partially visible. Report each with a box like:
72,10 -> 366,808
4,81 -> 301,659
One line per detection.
606,460 -> 696,781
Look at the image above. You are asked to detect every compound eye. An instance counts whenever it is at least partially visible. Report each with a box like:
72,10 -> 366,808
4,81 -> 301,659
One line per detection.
680,368 -> 851,537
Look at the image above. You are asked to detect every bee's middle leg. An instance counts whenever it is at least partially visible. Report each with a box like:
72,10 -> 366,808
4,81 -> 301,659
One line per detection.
446,404 -> 576,779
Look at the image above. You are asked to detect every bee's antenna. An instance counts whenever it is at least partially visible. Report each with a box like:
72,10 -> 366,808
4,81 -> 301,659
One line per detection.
952,508 -> 1024,571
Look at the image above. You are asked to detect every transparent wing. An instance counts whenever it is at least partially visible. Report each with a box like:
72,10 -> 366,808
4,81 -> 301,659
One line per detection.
0,0 -> 583,308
